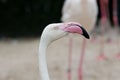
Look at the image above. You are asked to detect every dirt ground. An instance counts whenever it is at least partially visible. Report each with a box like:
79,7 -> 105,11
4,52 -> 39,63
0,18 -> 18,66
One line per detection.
0,30 -> 120,80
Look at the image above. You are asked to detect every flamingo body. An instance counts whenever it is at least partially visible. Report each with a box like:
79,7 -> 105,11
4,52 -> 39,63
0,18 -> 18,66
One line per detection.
61,0 -> 98,32
61,1 -> 98,80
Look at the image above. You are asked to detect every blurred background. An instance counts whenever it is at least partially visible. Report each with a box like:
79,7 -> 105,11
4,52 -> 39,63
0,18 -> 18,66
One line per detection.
0,0 -> 120,38
0,0 -> 64,37
1,0 -> 120,80
0,0 -> 120,37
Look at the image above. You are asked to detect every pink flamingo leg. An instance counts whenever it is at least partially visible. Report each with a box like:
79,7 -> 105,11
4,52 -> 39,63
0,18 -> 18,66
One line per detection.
78,39 -> 86,80
96,0 -> 109,60
112,0 -> 120,59
67,37 -> 73,80
116,37 -> 120,59
112,0 -> 118,26
100,0 -> 108,25
97,37 -> 106,60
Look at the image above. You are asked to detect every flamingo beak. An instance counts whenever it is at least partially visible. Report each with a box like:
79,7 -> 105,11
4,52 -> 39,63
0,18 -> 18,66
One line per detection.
59,23 -> 90,39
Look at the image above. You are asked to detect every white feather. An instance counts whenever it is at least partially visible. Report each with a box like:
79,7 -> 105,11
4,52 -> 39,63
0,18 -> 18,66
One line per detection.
61,0 -> 98,32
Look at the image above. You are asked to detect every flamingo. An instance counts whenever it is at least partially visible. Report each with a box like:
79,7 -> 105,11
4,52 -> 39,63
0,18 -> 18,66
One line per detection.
38,22 -> 90,80
61,0 -> 98,80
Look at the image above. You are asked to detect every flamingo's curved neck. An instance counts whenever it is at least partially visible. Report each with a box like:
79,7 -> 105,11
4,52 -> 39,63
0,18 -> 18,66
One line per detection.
38,36 -> 50,80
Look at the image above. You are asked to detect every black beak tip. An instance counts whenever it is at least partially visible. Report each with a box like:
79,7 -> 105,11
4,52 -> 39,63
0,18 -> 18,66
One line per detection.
83,33 -> 90,39
80,26 -> 90,39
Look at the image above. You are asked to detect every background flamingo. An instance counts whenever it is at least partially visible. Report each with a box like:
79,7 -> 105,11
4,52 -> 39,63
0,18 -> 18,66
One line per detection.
61,0 -> 98,80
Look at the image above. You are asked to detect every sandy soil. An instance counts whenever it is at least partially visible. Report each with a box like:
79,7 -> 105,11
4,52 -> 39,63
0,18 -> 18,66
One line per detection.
0,32 -> 120,80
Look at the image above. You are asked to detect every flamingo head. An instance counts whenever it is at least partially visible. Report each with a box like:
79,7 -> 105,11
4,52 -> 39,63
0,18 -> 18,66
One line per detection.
41,22 -> 90,45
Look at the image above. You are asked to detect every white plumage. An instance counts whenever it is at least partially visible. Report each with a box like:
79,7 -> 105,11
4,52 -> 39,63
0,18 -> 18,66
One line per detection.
61,0 -> 98,32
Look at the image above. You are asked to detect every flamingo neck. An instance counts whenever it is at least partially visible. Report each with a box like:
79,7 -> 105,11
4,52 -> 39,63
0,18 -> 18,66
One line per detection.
38,36 -> 50,80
